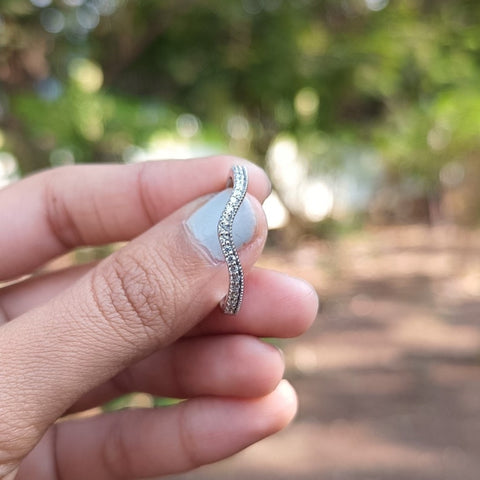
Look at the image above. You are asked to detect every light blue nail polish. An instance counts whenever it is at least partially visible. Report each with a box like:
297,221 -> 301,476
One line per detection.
186,189 -> 256,262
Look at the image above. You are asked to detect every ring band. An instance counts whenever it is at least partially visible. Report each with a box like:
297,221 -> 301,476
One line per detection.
217,165 -> 248,315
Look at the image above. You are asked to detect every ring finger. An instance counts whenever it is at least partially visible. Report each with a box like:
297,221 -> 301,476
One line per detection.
68,334 -> 284,413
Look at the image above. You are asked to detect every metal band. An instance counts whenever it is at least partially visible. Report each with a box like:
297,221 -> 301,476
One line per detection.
217,165 -> 248,315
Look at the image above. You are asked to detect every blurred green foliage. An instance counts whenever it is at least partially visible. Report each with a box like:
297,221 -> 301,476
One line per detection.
2,0 -> 480,216
102,393 -> 181,412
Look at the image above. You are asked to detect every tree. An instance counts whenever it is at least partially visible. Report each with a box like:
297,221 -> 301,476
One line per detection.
2,0 -> 480,223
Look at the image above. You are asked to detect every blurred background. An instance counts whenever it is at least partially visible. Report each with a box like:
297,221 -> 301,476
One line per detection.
2,0 -> 480,478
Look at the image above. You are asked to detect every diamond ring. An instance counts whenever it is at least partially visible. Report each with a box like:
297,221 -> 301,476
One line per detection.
217,165 -> 248,315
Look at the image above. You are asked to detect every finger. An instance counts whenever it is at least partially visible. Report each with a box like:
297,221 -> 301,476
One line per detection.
191,268 -> 319,338
0,157 -> 270,280
0,190 -> 267,465
69,334 -> 284,413
0,266 -> 318,338
18,381 -> 297,480
0,263 -> 94,326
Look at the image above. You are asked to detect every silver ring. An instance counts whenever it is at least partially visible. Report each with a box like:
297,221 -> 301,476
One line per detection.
217,165 -> 248,315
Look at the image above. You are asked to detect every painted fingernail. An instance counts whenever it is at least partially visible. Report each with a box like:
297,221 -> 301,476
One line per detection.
186,189 -> 256,262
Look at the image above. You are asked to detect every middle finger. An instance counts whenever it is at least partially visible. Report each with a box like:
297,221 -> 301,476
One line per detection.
0,266 -> 318,338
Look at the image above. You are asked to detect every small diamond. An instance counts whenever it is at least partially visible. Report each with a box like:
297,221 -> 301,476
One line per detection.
217,165 -> 248,315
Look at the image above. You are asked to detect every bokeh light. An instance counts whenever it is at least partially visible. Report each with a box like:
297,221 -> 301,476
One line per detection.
76,4 -> 100,30
227,115 -> 250,140
300,179 -> 334,221
267,135 -> 302,188
263,191 -> 290,230
35,77 -> 63,101
40,8 -> 65,34
0,152 -> 18,188
63,0 -> 84,6
365,0 -> 389,11
176,113 -> 201,138
93,0 -> 118,16
439,162 -> 465,188
50,148 -> 75,166
68,58 -> 103,92
242,0 -> 262,15
294,87 -> 319,118
30,0 -> 52,7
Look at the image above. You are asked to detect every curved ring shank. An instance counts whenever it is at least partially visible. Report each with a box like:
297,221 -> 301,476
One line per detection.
217,165 -> 249,315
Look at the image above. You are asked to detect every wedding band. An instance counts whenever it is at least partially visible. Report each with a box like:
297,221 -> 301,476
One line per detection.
217,165 -> 248,315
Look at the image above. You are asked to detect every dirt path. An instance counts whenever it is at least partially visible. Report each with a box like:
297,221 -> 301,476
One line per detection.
168,226 -> 480,479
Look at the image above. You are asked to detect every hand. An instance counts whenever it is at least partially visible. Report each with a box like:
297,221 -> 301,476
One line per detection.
0,157 -> 318,479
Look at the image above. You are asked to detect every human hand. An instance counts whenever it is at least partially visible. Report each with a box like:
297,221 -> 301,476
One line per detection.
0,157 -> 318,479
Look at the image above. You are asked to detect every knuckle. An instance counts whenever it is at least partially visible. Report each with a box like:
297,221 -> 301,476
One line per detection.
43,167 -> 84,249
178,402 -> 204,469
0,463 -> 18,480
0,421 -> 38,475
102,412 -> 137,479
0,360 -> 47,469
90,244 -> 179,343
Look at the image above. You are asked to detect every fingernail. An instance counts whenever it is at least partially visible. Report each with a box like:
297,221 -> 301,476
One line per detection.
186,189 -> 256,262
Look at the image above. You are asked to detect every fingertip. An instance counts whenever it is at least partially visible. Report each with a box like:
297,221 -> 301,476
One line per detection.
246,380 -> 298,441
230,337 -> 285,396
210,155 -> 272,202
294,277 -> 320,333
268,379 -> 299,430
247,162 -> 272,202
213,379 -> 298,449
242,193 -> 268,255
265,272 -> 319,337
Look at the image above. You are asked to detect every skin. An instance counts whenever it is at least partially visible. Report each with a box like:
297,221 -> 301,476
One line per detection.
0,156 -> 318,480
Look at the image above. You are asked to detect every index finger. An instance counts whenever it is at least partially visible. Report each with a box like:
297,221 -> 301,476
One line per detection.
0,156 -> 270,280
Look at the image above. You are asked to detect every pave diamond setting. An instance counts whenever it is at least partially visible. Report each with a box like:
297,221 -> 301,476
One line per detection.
218,165 -> 248,315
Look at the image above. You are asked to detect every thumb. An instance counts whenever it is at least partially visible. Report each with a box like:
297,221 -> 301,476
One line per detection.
0,188 -> 266,467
